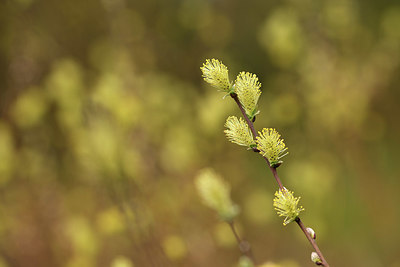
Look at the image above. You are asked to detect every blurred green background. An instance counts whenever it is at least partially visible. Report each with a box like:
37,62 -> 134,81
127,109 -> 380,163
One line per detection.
1,0 -> 400,266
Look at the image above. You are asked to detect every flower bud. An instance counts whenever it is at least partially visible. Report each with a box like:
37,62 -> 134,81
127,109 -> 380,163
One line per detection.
311,252 -> 322,265
306,227 -> 316,239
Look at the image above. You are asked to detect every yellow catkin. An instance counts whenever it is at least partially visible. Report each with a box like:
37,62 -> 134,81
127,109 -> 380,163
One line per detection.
224,116 -> 255,148
200,59 -> 231,92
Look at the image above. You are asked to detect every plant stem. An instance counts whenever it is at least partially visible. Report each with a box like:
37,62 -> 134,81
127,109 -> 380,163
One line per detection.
270,166 -> 284,191
231,94 -> 257,138
231,93 -> 284,191
230,93 -> 330,266
296,218 -> 330,267
228,221 -> 255,263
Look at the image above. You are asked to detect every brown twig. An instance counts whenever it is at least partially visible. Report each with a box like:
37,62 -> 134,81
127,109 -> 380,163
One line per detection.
270,166 -> 284,191
231,93 -> 257,138
228,221 -> 255,263
296,218 -> 329,266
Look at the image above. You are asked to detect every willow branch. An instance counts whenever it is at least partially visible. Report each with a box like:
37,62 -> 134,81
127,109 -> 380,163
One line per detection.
230,93 -> 330,267
230,93 -> 284,191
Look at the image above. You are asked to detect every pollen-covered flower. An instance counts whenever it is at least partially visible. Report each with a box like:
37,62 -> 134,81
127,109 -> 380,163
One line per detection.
273,188 -> 304,226
200,59 -> 232,92
256,128 -> 288,167
195,168 -> 239,222
224,116 -> 255,148
234,72 -> 262,119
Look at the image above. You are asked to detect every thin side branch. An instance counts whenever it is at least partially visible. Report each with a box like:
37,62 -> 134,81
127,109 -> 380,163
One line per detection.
228,221 -> 255,263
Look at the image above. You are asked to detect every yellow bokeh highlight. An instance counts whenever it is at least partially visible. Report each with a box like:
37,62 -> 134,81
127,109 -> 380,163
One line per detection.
80,120 -> 121,177
381,6 -> 400,46
0,257 -> 9,267
11,87 -> 48,128
286,151 -> 338,201
92,73 -> 140,128
66,256 -> 95,267
45,59 -> 84,129
0,122 -> 14,186
258,262 -> 281,267
258,260 -> 299,267
96,207 -> 126,236
110,256 -> 134,267
162,235 -> 187,261
258,8 -> 304,67
322,1 -> 358,39
66,217 -> 98,256
198,92 -> 236,135
161,125 -> 197,172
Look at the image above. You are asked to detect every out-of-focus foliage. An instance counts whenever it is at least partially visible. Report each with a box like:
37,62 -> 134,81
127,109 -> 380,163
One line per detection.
195,168 -> 239,222
0,0 -> 399,266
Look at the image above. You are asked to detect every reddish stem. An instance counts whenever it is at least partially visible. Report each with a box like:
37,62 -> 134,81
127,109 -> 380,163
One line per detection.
296,218 -> 330,267
230,94 -> 257,138
270,166 -> 284,191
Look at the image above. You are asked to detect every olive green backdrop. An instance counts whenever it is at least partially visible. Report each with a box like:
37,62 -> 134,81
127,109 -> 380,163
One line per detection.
1,0 -> 400,266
